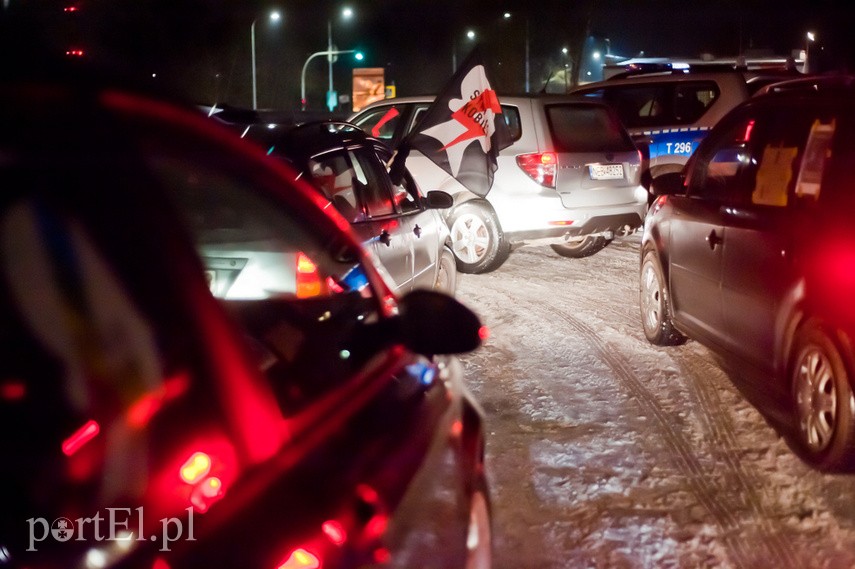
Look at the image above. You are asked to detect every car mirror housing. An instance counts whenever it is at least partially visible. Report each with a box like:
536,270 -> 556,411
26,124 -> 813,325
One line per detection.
393,289 -> 483,356
424,190 -> 454,210
650,172 -> 686,196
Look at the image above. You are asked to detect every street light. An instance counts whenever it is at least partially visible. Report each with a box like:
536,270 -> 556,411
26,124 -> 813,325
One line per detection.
327,6 -> 355,112
503,11 -> 530,92
251,9 -> 282,110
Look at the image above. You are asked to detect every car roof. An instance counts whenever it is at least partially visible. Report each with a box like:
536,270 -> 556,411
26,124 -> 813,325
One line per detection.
354,92 -> 604,110
244,121 -> 389,164
751,74 -> 855,97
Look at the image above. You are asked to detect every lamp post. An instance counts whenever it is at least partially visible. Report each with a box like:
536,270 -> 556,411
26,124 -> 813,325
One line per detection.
805,31 -> 816,73
302,49 -> 362,111
326,6 -> 354,112
503,12 -> 530,93
452,29 -> 476,72
251,10 -> 281,110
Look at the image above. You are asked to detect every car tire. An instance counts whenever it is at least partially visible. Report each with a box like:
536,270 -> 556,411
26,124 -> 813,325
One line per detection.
788,320 -> 855,471
448,201 -> 510,274
464,477 -> 492,569
550,235 -> 611,258
639,250 -> 686,346
434,246 -> 458,296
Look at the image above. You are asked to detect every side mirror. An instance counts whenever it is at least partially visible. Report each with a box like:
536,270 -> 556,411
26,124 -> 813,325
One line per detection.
650,172 -> 686,196
423,190 -> 454,210
395,289 -> 482,355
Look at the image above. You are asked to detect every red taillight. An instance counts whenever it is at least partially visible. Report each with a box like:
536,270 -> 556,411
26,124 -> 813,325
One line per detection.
321,520 -> 347,546
296,252 -> 327,298
277,548 -> 321,569
516,152 -> 556,188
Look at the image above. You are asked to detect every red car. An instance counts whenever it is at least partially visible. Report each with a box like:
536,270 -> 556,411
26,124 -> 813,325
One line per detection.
0,66 -> 491,568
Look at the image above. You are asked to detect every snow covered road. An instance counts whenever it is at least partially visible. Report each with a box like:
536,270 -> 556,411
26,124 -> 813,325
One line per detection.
456,236 -> 855,569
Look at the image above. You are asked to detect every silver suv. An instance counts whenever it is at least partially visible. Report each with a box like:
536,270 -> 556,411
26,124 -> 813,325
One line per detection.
350,95 -> 647,273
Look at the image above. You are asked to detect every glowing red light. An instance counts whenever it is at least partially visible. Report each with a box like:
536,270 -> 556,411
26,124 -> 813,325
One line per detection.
450,419 -> 463,437
373,548 -> 391,564
190,476 -> 225,513
0,380 -> 26,401
356,484 -> 379,505
365,514 -> 388,538
62,420 -> 100,456
277,548 -> 320,569
478,326 -> 490,341
151,559 -> 171,569
296,252 -> 326,298
516,152 -> 557,188
548,220 -> 574,226
321,520 -> 347,546
65,49 -> 85,57
743,119 -> 755,142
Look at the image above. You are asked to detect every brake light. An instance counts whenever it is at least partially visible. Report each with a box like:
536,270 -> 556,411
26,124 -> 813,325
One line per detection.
516,152 -> 556,188
296,252 -> 327,298
276,548 -> 321,569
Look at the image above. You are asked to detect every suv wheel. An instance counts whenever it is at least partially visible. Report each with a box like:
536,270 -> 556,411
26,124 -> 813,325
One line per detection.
639,250 -> 686,346
789,320 -> 855,471
434,247 -> 458,295
448,201 -> 510,274
550,235 -> 611,258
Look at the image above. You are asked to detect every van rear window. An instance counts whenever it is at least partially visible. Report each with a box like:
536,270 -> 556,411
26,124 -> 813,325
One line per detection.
545,104 -> 633,153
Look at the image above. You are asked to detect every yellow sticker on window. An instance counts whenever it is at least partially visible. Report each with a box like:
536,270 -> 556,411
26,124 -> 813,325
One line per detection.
752,145 -> 797,206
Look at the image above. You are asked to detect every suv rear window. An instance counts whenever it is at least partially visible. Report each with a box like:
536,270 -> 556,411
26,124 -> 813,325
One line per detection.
545,104 -> 633,153
580,81 -> 720,128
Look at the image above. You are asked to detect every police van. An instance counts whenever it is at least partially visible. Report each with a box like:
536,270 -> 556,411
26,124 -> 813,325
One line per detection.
571,67 -> 751,186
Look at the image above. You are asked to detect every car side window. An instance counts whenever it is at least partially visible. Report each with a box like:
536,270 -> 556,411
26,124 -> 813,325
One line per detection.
603,85 -> 669,128
307,152 -> 365,222
348,148 -> 396,218
352,106 -> 403,140
393,168 -> 422,214
733,104 -> 838,208
686,112 -> 758,202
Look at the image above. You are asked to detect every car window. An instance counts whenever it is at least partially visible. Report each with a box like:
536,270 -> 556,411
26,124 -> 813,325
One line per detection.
141,146 -> 386,415
685,112 -> 758,202
545,103 -> 633,153
393,168 -> 423,214
587,81 -> 720,128
349,148 -> 396,217
352,105 -> 403,140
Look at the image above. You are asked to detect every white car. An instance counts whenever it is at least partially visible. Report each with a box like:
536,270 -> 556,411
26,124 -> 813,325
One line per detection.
351,94 -> 648,273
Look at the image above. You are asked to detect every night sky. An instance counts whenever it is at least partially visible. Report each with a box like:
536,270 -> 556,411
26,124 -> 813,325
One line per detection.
4,0 -> 854,111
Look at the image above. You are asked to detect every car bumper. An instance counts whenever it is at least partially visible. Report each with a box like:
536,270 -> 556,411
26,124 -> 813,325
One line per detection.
504,207 -> 646,244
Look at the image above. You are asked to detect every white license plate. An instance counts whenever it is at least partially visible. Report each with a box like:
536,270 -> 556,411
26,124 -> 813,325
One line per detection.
589,164 -> 624,180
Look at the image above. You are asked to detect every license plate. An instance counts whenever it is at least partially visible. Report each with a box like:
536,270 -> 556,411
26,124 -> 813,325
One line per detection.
589,164 -> 624,180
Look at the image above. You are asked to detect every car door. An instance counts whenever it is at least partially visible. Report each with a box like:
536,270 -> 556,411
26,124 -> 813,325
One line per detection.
377,143 -> 446,290
308,145 -> 414,293
667,109 -> 760,343
348,145 -> 415,293
719,101 -> 839,370
136,121 -> 472,567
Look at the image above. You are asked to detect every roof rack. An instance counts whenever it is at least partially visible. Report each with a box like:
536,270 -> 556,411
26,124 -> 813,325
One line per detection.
753,74 -> 855,97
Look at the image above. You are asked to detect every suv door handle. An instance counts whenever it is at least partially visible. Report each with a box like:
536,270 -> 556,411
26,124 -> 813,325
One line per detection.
706,229 -> 722,250
379,230 -> 392,247
413,224 -> 422,238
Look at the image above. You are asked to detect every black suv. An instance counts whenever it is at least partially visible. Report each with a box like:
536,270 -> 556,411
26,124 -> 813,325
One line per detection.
640,75 -> 855,471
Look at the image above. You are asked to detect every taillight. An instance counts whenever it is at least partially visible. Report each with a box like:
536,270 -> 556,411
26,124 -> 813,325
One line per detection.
180,452 -> 212,484
516,152 -> 556,188
62,420 -> 100,456
179,450 -> 227,512
296,252 -> 327,298
276,548 -> 321,569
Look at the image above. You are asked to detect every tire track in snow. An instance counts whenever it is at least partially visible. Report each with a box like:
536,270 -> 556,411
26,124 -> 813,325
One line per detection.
522,242 -> 801,565
483,276 -> 786,568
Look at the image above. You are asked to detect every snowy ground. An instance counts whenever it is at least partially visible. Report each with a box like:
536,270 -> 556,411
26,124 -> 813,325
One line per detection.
455,235 -> 855,569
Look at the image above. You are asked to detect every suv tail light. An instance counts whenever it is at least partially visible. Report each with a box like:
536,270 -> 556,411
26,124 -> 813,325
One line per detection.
296,252 -> 327,298
516,152 -> 556,188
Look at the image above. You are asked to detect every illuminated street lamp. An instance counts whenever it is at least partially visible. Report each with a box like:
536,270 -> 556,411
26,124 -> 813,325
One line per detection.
251,10 -> 282,110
